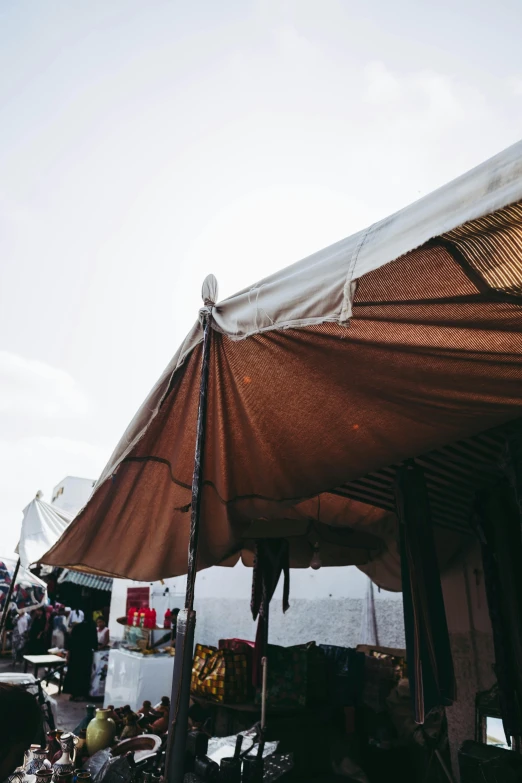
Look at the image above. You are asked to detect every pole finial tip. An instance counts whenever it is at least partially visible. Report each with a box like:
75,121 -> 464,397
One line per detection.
202,274 -> 218,307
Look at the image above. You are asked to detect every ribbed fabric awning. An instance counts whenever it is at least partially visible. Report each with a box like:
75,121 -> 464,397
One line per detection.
58,568 -> 113,591
42,140 -> 522,587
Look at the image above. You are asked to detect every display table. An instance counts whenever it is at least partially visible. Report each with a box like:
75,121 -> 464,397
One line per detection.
103,648 -> 174,711
23,654 -> 66,693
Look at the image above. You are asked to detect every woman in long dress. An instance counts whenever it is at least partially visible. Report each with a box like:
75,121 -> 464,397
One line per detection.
63,619 -> 97,701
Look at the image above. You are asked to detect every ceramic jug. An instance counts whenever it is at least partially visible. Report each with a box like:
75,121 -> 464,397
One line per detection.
52,733 -> 77,777
86,708 -> 117,755
25,748 -> 51,776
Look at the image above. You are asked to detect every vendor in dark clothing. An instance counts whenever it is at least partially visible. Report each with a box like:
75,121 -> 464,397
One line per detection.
26,607 -> 47,654
63,618 -> 97,701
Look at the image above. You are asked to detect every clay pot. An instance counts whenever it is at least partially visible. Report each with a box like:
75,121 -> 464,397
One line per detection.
86,708 -> 117,755
75,771 -> 92,782
53,772 -> 73,783
34,770 -> 53,783
150,715 -> 168,735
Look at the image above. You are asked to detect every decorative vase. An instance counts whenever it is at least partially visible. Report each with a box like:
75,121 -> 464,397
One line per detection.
86,708 -> 117,755
73,704 -> 96,736
34,771 -> 53,783
52,733 -> 77,777
25,748 -> 51,776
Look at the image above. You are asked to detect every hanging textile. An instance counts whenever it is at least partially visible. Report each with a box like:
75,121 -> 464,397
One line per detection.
250,539 -> 290,686
394,460 -> 455,724
473,480 -> 522,743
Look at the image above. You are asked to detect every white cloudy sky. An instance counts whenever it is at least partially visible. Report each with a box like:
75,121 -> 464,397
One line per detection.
1,0 -> 522,554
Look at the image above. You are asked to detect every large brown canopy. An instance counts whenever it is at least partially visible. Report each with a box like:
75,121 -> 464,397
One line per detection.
43,142 -> 522,587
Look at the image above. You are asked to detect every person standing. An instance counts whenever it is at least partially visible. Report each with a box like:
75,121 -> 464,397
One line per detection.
52,607 -> 67,649
63,618 -> 97,701
96,618 -> 110,649
67,604 -> 85,633
26,607 -> 46,655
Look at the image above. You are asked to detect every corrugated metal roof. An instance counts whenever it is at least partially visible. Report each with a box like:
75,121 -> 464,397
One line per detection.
333,421 -> 516,535
58,568 -> 113,591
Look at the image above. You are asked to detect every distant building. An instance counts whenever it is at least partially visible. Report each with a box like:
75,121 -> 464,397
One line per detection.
51,476 -> 96,516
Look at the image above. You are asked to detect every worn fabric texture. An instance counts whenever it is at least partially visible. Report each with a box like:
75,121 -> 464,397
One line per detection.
43,147 -> 522,585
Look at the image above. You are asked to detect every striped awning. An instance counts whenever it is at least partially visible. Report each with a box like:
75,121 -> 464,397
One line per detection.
58,568 -> 113,592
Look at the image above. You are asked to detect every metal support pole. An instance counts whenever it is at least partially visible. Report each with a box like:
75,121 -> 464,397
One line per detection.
166,280 -> 215,783
0,557 -> 21,635
260,656 -> 268,733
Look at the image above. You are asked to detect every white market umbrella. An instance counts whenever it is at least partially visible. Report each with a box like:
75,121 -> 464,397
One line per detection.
16,494 -> 74,571
0,494 -> 73,632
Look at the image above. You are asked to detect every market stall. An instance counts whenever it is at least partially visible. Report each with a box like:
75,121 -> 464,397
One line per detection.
41,140 -> 522,783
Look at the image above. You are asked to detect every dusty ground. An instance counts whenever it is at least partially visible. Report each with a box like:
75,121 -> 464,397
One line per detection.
0,655 -> 91,731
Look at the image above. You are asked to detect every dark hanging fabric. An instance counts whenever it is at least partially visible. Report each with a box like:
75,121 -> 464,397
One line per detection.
473,480 -> 522,744
394,460 -> 455,724
250,539 -> 290,686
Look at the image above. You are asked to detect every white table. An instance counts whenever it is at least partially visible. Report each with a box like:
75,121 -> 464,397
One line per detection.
23,654 -> 66,692
103,648 -> 174,711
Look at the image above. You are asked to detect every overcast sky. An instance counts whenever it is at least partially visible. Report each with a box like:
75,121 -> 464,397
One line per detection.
1,0 -> 522,554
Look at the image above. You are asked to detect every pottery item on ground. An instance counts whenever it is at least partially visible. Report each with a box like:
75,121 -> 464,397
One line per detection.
139,701 -> 154,717
53,772 -> 73,783
25,748 -> 51,776
52,733 -> 78,777
74,771 -> 92,782
73,704 -> 97,736
86,708 -> 117,755
105,705 -> 122,727
153,697 -> 170,717
120,714 -> 141,740
111,735 -> 162,764
7,770 -> 26,783
34,770 -> 53,783
150,714 -> 168,735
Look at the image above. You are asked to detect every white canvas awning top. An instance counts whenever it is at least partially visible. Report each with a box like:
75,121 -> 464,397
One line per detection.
42,139 -> 522,583
17,497 -> 74,570
98,138 -> 522,489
